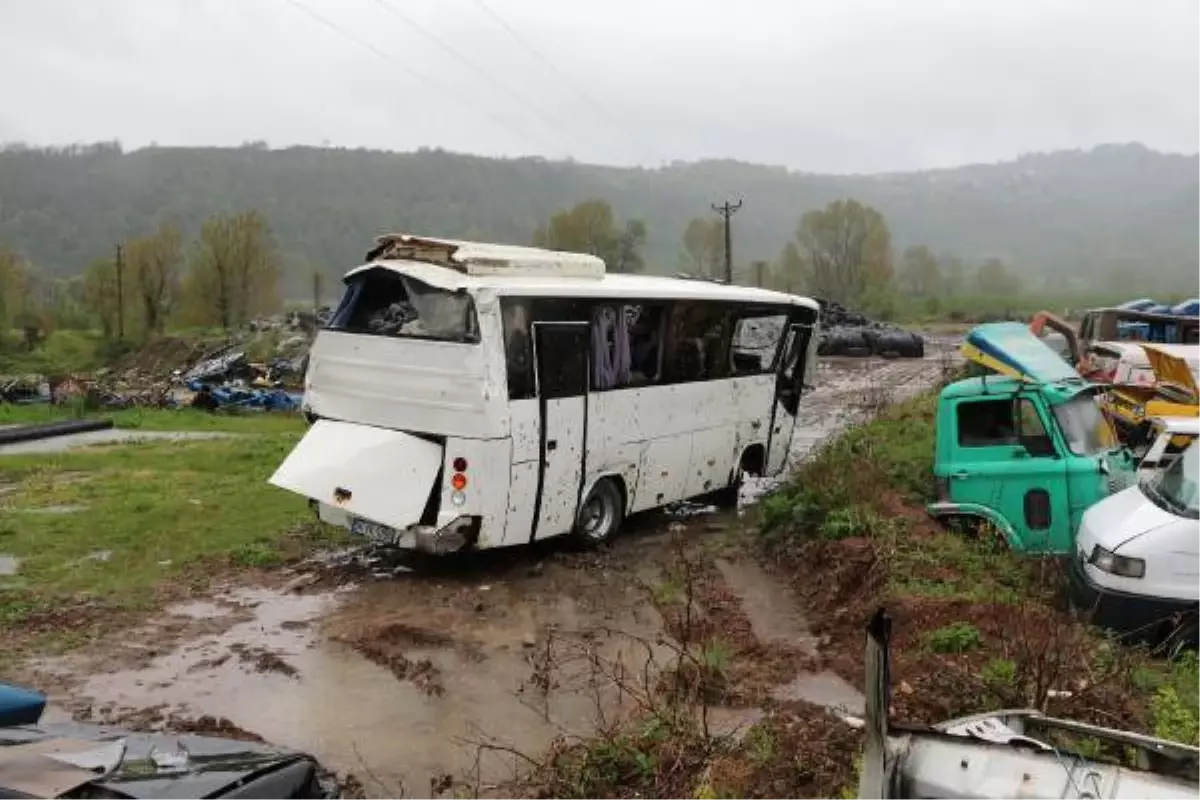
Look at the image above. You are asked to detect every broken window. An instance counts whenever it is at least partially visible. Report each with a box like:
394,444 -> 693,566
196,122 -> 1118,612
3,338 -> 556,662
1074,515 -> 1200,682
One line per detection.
592,304 -> 632,391
536,325 -> 589,399
625,305 -> 665,386
328,268 -> 478,343
663,303 -> 730,383
502,299 -> 535,400
956,399 -> 1018,447
731,312 -> 788,375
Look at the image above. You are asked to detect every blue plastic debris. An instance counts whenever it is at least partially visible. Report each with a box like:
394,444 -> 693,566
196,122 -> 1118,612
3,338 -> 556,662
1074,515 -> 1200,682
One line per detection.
0,682 -> 45,726
188,383 -> 301,412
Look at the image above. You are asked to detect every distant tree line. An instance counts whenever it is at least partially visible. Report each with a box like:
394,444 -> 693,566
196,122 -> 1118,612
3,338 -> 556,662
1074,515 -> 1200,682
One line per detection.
537,196 -> 1026,316
1,143 -> 1195,299
0,211 -> 282,349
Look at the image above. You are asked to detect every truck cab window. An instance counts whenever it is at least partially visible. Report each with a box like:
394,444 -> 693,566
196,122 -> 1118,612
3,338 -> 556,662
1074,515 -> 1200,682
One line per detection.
957,399 -> 1017,447
1015,398 -> 1056,456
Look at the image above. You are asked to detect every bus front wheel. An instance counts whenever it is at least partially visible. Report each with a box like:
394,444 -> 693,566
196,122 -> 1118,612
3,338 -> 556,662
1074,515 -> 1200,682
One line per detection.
572,479 -> 624,548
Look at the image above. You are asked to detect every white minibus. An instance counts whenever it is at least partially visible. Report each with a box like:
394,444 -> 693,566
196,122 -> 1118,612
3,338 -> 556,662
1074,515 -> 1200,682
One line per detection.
270,234 -> 820,554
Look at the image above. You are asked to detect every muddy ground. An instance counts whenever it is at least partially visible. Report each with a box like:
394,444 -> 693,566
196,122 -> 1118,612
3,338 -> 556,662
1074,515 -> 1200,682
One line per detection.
8,342 -> 957,797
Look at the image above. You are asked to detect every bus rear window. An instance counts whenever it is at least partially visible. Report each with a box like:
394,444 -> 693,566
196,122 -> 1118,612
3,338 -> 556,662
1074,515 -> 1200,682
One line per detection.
328,268 -> 478,343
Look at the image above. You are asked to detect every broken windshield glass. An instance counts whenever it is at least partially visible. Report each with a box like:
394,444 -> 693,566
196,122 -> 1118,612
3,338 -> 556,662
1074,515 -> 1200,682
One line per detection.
1145,440 -> 1199,519
1052,391 -> 1118,456
328,267 -> 478,343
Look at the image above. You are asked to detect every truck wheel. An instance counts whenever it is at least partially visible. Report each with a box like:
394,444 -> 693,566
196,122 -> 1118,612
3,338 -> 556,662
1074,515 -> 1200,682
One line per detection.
571,479 -> 624,548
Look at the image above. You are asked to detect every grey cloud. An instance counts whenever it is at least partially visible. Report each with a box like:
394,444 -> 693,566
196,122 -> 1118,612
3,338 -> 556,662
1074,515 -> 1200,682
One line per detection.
0,0 -> 1195,171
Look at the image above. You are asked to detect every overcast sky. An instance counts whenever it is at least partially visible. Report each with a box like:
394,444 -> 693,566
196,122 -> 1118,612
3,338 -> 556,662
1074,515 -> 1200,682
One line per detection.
0,0 -> 1196,173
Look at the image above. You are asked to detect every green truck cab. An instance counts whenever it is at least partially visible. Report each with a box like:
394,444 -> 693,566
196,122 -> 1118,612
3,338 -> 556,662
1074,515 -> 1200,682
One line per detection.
928,323 -> 1137,554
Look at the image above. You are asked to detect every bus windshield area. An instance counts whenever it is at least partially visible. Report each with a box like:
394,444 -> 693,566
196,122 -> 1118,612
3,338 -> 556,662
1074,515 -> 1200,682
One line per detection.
1144,441 -> 1199,520
328,268 -> 478,343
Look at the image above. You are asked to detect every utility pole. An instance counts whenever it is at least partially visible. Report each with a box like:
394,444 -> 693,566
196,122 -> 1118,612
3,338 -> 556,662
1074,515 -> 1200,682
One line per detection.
711,199 -> 742,284
312,269 -> 323,317
115,243 -> 125,342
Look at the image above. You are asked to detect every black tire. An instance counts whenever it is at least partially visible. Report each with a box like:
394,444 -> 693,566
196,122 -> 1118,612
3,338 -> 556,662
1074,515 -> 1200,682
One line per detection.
571,479 -> 624,548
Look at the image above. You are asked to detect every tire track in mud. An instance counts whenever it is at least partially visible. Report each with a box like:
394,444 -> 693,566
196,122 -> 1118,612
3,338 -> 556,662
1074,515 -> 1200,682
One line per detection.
13,346 -> 954,796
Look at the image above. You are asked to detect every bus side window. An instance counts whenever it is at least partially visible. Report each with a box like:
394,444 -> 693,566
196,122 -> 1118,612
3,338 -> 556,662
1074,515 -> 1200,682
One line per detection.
502,300 -> 535,400
627,305 -> 665,386
731,313 -> 787,375
664,302 -> 728,383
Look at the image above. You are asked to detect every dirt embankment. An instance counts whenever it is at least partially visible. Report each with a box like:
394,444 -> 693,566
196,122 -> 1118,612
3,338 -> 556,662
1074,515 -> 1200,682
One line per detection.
759,393 -> 1196,745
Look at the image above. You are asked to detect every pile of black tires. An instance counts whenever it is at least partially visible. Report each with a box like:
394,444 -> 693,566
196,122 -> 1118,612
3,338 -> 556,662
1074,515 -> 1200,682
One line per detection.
816,300 -> 926,359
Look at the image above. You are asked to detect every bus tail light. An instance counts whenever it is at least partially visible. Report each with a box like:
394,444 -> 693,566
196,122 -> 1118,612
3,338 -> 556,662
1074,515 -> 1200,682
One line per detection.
453,457 -> 468,472
451,473 -> 468,491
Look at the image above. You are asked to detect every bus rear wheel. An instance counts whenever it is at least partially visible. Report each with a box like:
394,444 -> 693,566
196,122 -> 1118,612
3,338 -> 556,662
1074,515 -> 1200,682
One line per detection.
572,479 -> 623,548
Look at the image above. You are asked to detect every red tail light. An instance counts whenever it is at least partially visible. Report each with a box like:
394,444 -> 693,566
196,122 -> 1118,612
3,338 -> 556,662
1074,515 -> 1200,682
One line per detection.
452,457 -> 468,472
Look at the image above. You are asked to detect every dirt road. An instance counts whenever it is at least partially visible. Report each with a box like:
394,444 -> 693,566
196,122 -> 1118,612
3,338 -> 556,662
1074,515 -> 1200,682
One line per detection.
16,340 -> 957,796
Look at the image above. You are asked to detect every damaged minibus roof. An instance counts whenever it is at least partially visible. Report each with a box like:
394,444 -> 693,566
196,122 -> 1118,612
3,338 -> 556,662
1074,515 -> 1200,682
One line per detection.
343,258 -> 821,310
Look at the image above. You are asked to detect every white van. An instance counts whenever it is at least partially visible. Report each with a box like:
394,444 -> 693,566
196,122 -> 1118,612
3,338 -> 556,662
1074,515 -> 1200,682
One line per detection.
270,234 -> 820,554
1070,434 -> 1199,650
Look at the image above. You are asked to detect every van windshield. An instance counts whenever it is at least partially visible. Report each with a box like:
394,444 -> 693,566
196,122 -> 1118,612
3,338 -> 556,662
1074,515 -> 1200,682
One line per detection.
1051,391 -> 1119,456
327,268 -> 478,343
1144,441 -> 1199,520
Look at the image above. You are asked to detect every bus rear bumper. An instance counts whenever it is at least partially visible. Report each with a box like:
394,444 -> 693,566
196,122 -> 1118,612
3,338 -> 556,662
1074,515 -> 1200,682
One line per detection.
310,500 -> 480,554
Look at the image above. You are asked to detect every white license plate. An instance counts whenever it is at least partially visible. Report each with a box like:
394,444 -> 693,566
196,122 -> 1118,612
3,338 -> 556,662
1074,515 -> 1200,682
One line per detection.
349,517 -> 400,544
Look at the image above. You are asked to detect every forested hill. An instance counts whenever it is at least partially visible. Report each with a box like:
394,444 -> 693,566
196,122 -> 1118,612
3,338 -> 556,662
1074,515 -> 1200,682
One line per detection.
1,141 -> 1196,296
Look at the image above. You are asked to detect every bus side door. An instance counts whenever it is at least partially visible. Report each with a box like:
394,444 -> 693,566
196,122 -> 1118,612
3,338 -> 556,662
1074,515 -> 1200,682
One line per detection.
531,322 -> 589,540
766,323 -> 810,475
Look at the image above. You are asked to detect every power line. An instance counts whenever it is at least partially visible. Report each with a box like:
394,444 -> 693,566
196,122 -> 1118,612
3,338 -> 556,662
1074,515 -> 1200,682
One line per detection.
279,0 -> 565,156
370,0 -> 595,155
466,0 -> 666,166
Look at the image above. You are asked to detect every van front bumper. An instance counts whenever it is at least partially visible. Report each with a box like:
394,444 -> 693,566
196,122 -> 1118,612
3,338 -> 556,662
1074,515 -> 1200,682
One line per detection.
1067,552 -> 1197,644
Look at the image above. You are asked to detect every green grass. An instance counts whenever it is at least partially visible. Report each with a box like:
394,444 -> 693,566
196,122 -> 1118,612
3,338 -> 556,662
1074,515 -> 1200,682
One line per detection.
0,329 -> 111,374
0,422 -> 339,635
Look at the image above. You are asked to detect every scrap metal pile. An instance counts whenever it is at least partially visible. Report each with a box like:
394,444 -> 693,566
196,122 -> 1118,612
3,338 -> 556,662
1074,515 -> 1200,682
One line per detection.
816,300 -> 926,359
0,309 -> 329,414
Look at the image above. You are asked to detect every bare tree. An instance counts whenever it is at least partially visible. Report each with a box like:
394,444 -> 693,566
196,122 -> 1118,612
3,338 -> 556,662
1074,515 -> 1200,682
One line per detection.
184,211 -> 282,330
795,198 -> 892,305
127,223 -> 182,336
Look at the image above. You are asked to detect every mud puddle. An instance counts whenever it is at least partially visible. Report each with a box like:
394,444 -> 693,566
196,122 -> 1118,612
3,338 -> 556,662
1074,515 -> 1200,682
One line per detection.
31,549 -> 675,795
16,349 -> 952,794
713,556 -> 865,715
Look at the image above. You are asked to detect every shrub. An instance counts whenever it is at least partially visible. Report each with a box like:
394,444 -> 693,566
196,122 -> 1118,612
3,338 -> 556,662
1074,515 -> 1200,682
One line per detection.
924,622 -> 983,653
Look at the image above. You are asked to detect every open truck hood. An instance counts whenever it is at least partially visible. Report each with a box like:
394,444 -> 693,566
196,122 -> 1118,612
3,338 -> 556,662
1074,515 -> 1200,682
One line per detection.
1142,344 -> 1199,402
961,322 -> 1081,384
269,419 -> 442,530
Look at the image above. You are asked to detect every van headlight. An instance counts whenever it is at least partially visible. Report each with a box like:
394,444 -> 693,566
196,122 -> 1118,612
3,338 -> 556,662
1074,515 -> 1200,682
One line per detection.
1089,545 -> 1145,578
